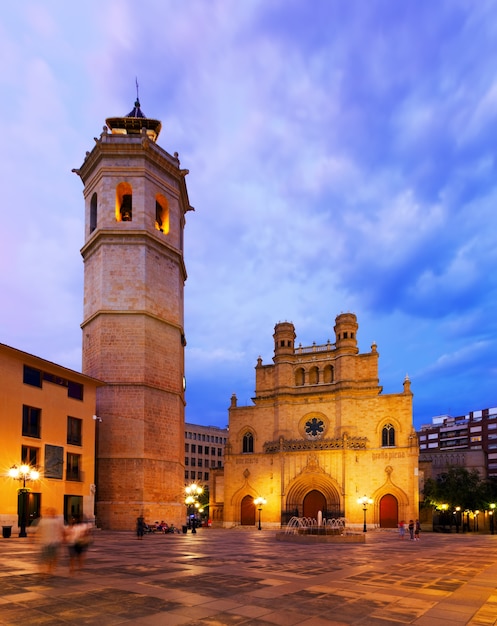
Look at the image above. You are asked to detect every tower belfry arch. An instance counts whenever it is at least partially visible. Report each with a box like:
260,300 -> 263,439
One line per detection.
74,98 -> 194,530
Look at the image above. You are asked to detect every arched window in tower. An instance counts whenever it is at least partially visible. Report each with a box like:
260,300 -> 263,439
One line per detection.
309,366 -> 319,385
382,424 -> 395,447
323,365 -> 334,383
242,432 -> 254,454
115,182 -> 133,222
155,193 -> 169,233
295,367 -> 305,386
90,192 -> 97,233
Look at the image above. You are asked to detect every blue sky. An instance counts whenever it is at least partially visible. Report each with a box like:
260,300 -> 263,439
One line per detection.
1,1 -> 497,430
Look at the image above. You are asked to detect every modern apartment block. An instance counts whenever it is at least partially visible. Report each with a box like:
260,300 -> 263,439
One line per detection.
184,423 -> 228,484
418,407 -> 497,479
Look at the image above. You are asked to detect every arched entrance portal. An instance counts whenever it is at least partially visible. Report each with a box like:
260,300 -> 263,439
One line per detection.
379,494 -> 398,528
303,490 -> 326,519
240,495 -> 256,526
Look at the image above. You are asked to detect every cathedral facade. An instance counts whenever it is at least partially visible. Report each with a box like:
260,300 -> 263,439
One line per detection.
220,313 -> 418,530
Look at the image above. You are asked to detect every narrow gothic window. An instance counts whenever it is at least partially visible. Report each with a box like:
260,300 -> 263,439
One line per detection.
90,193 -> 97,233
382,424 -> 395,447
116,182 -> 133,222
243,432 -> 254,453
155,193 -> 169,233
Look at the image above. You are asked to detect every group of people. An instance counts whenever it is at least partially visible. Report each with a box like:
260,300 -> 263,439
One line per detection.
35,508 -> 93,575
398,519 -> 421,540
136,517 -> 180,537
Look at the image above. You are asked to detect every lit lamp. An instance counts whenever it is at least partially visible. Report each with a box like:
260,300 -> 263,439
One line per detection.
185,483 -> 203,533
489,503 -> 495,535
357,495 -> 373,532
455,506 -> 461,533
254,496 -> 266,531
8,464 -> 40,537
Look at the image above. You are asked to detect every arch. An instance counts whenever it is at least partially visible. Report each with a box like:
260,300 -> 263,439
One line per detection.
286,473 -> 342,517
309,366 -> 319,385
240,495 -> 256,526
303,490 -> 326,519
379,494 -> 398,528
323,364 -> 334,383
115,182 -> 133,222
382,424 -> 395,447
242,432 -> 254,454
155,193 -> 169,233
90,192 -> 97,233
295,367 -> 305,386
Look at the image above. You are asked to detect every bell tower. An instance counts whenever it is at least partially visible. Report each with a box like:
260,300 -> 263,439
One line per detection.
74,99 -> 193,530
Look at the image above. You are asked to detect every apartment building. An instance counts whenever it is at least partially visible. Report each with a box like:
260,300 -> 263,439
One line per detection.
418,406 -> 497,479
184,423 -> 228,484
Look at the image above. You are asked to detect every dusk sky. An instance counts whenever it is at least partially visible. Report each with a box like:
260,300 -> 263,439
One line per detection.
2,1 -> 497,430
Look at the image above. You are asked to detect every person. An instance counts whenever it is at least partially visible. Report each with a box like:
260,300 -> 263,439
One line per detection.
36,507 -> 65,575
414,519 -> 421,541
398,520 -> 405,540
136,515 -> 145,539
408,519 -> 415,540
66,517 -> 92,574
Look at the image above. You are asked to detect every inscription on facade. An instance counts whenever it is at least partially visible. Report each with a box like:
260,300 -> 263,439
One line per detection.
372,450 -> 406,461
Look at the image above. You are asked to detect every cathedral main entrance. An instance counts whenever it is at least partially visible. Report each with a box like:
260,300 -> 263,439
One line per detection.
303,489 -> 326,518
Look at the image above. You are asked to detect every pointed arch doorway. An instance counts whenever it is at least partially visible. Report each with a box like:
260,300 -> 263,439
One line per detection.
303,490 -> 326,519
241,495 -> 256,525
379,494 -> 398,528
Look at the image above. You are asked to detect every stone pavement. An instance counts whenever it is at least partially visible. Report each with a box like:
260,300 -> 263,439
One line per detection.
1,528 -> 497,625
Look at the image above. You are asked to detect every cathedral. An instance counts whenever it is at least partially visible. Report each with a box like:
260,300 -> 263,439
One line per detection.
214,314 -> 418,529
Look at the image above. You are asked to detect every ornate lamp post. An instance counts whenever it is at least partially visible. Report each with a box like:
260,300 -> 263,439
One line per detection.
357,495 -> 373,532
8,464 -> 40,537
254,497 -> 266,530
489,503 -> 495,535
185,483 -> 203,533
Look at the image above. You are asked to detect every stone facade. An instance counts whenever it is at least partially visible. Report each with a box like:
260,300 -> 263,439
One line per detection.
221,314 -> 419,530
75,107 -> 193,530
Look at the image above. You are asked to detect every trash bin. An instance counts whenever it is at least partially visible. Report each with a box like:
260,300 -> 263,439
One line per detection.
182,525 -> 188,534
2,526 -> 12,539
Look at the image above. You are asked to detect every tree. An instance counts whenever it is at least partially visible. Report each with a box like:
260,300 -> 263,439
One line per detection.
422,466 -> 485,511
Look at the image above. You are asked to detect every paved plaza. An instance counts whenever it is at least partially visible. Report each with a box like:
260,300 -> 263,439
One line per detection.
1,527 -> 497,625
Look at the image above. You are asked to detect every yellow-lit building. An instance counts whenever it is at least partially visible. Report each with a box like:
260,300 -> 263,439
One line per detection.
0,343 -> 103,533
217,313 -> 419,530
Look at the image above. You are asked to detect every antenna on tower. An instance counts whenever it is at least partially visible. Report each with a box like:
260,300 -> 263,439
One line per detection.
135,77 -> 140,104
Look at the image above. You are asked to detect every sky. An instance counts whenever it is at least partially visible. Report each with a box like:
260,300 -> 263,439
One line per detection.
1,1 -> 497,431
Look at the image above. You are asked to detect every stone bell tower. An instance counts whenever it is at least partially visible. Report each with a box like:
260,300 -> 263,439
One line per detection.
74,98 -> 193,530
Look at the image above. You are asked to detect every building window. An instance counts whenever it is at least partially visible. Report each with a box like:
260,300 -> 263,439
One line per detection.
211,447 -> 216,455
185,443 -> 189,452
66,453 -> 81,481
116,182 -> 132,222
68,380 -> 84,401
90,192 -> 98,233
22,445 -> 39,466
198,445 -> 202,454
309,366 -> 319,385
190,471 -> 196,479
23,365 -> 42,387
67,417 -> 82,446
191,458 -> 196,467
191,444 -> 196,453
185,458 -> 189,466
155,194 -> 169,233
204,472 -> 209,481
22,405 -> 41,438
243,432 -> 254,454
382,424 -> 395,447
198,459 -> 203,467
184,470 -> 189,480
217,448 -> 222,456
323,365 -> 334,383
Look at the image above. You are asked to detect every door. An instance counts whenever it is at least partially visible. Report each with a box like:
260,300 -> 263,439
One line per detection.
303,490 -> 326,519
241,495 -> 256,525
379,494 -> 398,528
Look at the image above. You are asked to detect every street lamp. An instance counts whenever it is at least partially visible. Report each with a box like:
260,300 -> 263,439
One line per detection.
357,495 -> 373,532
185,483 -> 203,533
8,464 -> 40,537
489,503 -> 495,535
254,497 -> 266,530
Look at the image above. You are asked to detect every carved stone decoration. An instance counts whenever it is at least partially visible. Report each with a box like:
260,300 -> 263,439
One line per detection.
243,468 -> 250,479
301,453 -> 325,475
